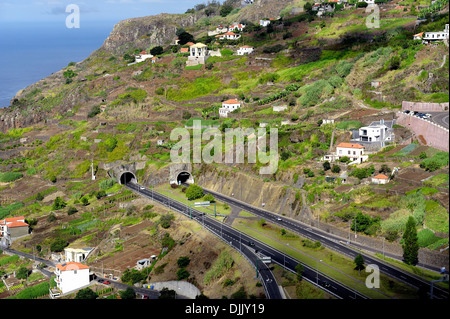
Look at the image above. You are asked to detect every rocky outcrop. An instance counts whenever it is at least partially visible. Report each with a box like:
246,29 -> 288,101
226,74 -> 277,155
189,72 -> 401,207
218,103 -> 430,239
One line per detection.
94,13 -> 201,57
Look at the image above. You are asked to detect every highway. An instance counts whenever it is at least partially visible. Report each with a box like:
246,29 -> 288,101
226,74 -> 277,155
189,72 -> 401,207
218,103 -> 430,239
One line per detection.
429,112 -> 450,129
126,182 -> 369,300
189,184 -> 449,300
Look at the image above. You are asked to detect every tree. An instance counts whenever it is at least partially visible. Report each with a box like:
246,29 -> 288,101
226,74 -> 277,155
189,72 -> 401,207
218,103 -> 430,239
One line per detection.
331,164 -> 341,174
52,197 -> 67,210
75,288 -> 98,299
67,206 -> 78,215
63,69 -> 77,79
150,46 -> 164,56
120,287 -> 136,299
176,268 -> 190,280
304,2 -> 313,13
16,267 -> 31,280
220,4 -> 233,17
158,287 -> 176,299
177,256 -> 191,268
402,216 -> 419,265
323,161 -> 331,171
203,194 -> 215,202
159,213 -> 175,229
81,196 -> 89,206
354,254 -> 365,275
295,263 -> 304,281
177,31 -> 194,45
50,238 -> 69,252
185,184 -> 204,200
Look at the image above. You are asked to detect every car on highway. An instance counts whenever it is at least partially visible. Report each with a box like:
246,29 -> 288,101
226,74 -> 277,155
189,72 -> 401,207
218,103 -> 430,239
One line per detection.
97,278 -> 105,283
403,110 -> 410,114
248,241 -> 255,247
103,280 -> 111,285
321,281 -> 331,288
276,217 -> 282,221
140,186 -> 145,190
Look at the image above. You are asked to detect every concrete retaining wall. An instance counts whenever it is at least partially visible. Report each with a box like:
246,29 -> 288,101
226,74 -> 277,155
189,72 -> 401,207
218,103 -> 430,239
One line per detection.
396,112 -> 449,152
147,280 -> 200,299
402,101 -> 449,112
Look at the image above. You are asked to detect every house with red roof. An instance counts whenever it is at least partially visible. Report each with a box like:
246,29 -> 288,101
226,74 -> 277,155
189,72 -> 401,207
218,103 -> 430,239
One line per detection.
53,262 -> 90,295
216,32 -> 241,40
228,23 -> 245,32
0,216 -> 29,239
372,174 -> 390,184
219,99 -> 241,118
322,142 -> 369,164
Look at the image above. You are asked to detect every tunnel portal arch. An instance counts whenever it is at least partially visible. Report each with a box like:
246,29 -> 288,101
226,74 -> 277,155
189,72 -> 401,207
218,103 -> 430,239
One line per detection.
176,171 -> 192,185
119,171 -> 137,185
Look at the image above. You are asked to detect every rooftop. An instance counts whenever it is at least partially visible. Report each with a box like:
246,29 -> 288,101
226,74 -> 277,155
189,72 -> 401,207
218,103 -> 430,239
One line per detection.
336,142 -> 365,149
56,262 -> 90,272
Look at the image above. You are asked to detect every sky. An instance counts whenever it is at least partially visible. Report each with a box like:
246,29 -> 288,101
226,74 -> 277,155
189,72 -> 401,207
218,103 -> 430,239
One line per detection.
0,0 -> 205,25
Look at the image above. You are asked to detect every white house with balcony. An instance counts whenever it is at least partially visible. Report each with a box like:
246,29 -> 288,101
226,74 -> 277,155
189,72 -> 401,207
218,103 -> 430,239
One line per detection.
351,119 -> 395,148
414,24 -> 449,43
186,43 -> 209,66
237,45 -> 254,55
53,262 -> 90,295
219,99 -> 241,118
322,142 -> 369,164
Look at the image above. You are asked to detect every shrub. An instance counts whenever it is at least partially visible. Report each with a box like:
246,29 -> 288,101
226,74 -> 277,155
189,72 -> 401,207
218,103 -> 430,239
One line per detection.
67,206 -> 78,215
0,171 -> 23,183
159,213 -> 175,229
185,184 -> 204,200
176,268 -> 190,280
177,256 -> 191,268
150,46 -> 164,56
50,238 -> 69,252
88,105 -> 101,118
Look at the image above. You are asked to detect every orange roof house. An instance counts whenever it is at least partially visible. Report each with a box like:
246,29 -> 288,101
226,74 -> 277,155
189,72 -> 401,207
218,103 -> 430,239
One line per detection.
336,143 -> 365,149
222,99 -> 240,105
56,262 -> 90,272
180,47 -> 189,53
373,174 -> 389,180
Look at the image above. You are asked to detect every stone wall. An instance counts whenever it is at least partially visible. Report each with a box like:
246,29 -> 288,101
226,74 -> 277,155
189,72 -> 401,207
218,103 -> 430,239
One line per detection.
402,101 -> 449,112
396,112 -> 449,152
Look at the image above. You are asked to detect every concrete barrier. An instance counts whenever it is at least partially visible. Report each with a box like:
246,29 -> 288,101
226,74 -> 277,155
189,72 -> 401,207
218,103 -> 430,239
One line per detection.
396,112 -> 449,152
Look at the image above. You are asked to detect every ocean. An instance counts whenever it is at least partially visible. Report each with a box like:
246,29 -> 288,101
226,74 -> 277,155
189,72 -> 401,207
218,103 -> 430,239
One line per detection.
0,20 -> 115,108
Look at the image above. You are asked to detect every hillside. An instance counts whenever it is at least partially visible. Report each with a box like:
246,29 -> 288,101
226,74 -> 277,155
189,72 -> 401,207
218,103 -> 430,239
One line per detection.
0,0 -> 449,300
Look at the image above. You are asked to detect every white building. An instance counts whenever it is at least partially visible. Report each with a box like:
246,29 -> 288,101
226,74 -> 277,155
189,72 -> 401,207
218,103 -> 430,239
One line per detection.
322,142 -> 369,164
216,32 -> 241,40
64,247 -> 94,263
54,262 -> 90,294
359,0 -> 375,4
414,24 -> 449,43
135,50 -> 153,63
352,119 -> 395,147
372,174 -> 390,184
219,99 -> 241,118
237,45 -> 254,55
186,43 -> 209,66
259,19 -> 271,27
136,259 -> 151,270
228,23 -> 245,32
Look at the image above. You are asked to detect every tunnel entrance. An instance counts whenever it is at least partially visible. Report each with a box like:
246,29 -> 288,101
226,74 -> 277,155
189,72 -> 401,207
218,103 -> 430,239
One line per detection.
177,171 -> 191,185
119,172 -> 137,185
